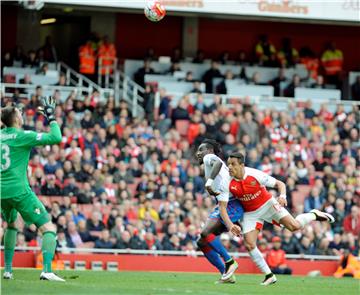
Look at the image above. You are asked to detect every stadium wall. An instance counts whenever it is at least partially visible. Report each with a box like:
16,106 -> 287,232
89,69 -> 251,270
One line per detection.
1,251 -> 339,276
198,18 -> 360,71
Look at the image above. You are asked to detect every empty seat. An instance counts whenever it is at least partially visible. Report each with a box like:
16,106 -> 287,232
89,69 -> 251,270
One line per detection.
295,87 -> 341,101
226,83 -> 274,96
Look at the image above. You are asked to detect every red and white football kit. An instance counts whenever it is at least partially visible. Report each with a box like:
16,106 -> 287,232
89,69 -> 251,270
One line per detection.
229,167 -> 289,233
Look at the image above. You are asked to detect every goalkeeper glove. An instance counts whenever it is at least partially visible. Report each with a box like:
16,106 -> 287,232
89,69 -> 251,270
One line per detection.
38,96 -> 56,123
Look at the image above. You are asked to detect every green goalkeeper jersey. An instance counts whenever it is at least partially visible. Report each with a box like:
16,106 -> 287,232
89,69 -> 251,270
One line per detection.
0,122 -> 62,199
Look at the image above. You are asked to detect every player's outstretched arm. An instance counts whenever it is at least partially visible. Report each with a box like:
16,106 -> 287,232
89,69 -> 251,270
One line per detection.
21,97 -> 62,147
275,180 -> 287,207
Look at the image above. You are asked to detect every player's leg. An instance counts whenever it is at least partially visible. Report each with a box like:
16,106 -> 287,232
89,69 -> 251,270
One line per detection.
279,209 -> 334,232
15,192 -> 64,281
197,218 -> 226,274
1,199 -> 18,279
201,211 -> 236,265
220,199 -> 243,280
243,213 -> 276,286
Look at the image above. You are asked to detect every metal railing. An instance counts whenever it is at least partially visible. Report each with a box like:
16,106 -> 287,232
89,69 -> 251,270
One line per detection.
57,62 -> 114,103
97,57 -> 118,89
117,71 -> 145,118
1,83 -> 92,101
156,91 -> 360,112
0,246 -> 343,261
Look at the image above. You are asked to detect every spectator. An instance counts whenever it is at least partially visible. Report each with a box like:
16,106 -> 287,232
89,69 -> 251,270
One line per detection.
351,76 -> 360,101
202,61 -> 223,93
266,236 -> 292,275
311,75 -> 326,89
67,221 -> 84,248
304,187 -> 324,212
41,174 -> 62,196
281,230 -> 302,254
334,250 -> 360,279
138,199 -> 160,221
270,68 -> 288,96
193,49 -> 205,64
55,73 -> 67,86
87,211 -> 105,232
19,74 -> 32,85
98,35 -> 117,77
255,34 -> 276,65
343,206 -> 360,236
134,59 -> 155,87
321,42 -> 343,86
238,111 -> 259,146
40,35 -> 58,62
277,37 -> 298,67
95,229 -> 114,249
284,74 -> 302,98
24,50 -> 39,68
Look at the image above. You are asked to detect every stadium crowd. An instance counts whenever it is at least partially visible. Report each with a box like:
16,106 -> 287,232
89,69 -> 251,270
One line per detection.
1,80 -> 359,257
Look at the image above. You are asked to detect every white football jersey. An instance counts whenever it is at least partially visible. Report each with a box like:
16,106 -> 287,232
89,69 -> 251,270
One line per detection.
203,153 -> 231,202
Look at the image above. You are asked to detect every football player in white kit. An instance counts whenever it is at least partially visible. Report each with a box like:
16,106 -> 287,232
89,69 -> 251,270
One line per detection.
196,139 -> 244,283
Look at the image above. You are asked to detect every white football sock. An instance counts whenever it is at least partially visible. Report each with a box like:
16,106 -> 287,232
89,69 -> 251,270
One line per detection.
295,213 -> 316,228
249,247 -> 271,275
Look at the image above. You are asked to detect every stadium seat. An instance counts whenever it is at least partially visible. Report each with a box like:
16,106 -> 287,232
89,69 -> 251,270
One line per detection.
295,87 -> 341,101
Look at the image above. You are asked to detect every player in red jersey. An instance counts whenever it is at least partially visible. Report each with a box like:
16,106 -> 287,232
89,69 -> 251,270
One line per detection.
226,152 -> 335,285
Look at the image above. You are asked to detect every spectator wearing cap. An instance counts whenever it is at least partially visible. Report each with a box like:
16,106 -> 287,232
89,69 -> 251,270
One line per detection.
266,236 -> 292,275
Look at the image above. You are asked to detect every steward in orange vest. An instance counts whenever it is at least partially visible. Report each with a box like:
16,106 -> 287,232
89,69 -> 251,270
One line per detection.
79,41 -> 95,75
98,36 -> 117,75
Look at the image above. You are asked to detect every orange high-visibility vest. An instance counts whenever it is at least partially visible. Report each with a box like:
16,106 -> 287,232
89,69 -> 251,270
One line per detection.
300,57 -> 319,80
98,43 -> 116,75
79,44 -> 95,75
321,49 -> 343,76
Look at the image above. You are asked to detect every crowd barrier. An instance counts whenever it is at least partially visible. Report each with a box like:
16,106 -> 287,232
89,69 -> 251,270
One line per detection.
1,248 -> 340,276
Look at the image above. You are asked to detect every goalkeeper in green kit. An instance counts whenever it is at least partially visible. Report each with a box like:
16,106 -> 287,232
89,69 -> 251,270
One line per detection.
1,97 -> 65,282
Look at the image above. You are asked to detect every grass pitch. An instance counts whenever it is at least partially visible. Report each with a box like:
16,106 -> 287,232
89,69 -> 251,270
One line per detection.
1,269 -> 359,295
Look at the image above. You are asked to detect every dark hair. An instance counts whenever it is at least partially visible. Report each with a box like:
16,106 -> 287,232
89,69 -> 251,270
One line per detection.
229,152 -> 245,164
202,139 -> 223,158
1,106 -> 17,127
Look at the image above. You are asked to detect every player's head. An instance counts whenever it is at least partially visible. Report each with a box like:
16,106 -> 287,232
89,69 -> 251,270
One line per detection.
196,139 -> 221,164
1,106 -> 23,128
227,152 -> 245,179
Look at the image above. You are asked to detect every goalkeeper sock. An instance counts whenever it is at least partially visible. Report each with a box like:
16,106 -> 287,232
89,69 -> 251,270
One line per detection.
4,227 -> 17,273
205,234 -> 232,262
200,245 -> 225,274
42,231 -> 57,273
249,247 -> 271,275
295,213 -> 316,228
